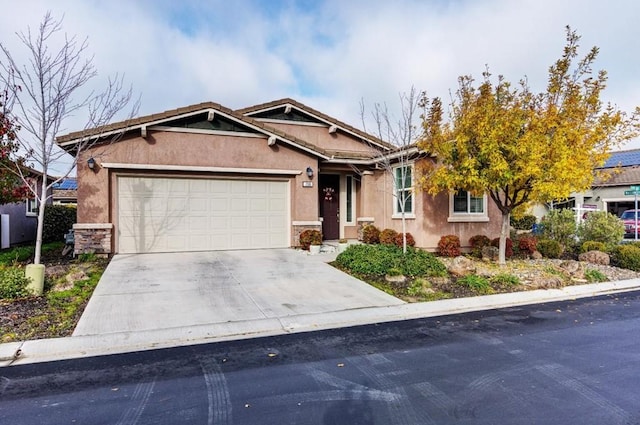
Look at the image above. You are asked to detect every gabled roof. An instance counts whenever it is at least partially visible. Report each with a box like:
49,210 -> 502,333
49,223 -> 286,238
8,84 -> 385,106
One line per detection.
237,98 -> 394,151
601,148 -> 640,168
55,102 -> 339,160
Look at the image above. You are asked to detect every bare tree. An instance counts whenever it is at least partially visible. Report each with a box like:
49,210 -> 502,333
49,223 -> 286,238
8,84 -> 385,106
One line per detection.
0,12 -> 138,265
361,87 -> 425,253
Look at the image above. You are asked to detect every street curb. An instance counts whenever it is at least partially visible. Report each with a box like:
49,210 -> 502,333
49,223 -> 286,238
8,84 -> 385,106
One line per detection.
2,278 -> 640,367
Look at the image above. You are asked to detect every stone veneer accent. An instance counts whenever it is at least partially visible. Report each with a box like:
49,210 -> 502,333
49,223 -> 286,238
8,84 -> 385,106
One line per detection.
356,217 -> 375,241
292,221 -> 322,247
73,223 -> 113,255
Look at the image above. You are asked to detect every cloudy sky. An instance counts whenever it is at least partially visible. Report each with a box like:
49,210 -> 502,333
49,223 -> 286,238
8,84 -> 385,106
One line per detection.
2,0 -> 640,156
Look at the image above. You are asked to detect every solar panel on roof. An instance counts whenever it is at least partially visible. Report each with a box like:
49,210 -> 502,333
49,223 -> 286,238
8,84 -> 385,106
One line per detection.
53,179 -> 77,190
602,150 -> 640,168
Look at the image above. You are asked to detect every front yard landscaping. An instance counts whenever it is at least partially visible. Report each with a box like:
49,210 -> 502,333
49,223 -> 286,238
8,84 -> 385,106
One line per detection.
333,243 -> 640,303
0,243 -> 109,343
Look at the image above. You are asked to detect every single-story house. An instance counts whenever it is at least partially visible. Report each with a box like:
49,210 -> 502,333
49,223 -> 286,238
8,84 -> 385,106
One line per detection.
56,98 -> 501,255
52,178 -> 78,205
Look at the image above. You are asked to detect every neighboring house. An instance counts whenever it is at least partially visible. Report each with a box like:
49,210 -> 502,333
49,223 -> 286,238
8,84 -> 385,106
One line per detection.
52,178 -> 78,205
56,98 -> 501,255
531,149 -> 640,221
0,169 -> 52,247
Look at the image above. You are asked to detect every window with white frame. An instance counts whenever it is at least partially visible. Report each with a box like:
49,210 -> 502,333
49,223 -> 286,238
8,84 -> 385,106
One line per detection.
26,198 -> 38,216
449,190 -> 488,222
393,164 -> 414,217
345,175 -> 355,224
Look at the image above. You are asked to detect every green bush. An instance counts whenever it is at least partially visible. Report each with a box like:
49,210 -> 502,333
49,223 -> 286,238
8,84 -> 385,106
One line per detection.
540,209 -> 576,250
437,235 -> 461,257
379,228 -> 399,245
611,245 -> 640,271
335,244 -> 446,277
299,229 -> 322,250
457,274 -> 492,294
537,239 -> 563,259
43,205 -> 77,243
0,246 -> 34,265
511,214 -> 537,230
362,224 -> 380,244
584,269 -> 607,283
489,273 -> 520,287
580,240 -> 608,254
0,266 -> 32,300
469,235 -> 491,257
577,211 -> 624,247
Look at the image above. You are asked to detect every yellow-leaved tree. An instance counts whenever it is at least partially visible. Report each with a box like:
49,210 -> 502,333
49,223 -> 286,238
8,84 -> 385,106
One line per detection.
419,27 -> 639,264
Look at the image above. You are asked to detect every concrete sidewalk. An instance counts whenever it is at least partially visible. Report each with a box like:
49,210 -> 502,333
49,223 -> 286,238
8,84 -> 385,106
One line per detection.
2,277 -> 640,366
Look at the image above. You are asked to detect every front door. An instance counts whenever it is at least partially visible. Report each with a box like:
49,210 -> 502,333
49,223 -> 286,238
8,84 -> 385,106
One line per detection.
319,174 -> 340,240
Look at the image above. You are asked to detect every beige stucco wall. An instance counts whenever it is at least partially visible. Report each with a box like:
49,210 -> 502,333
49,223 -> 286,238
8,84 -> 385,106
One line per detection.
263,122 -> 376,154
77,130 -> 322,251
359,163 -> 502,250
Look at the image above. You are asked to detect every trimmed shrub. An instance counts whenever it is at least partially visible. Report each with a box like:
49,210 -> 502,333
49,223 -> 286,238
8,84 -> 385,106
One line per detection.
335,244 -> 447,277
580,240 -> 608,254
491,237 -> 514,258
537,239 -> 563,259
437,235 -> 461,257
43,205 -> 77,243
0,266 -> 32,300
541,209 -> 576,250
611,245 -> 640,271
394,232 -> 416,248
362,224 -> 380,244
299,229 -> 322,250
517,234 -> 538,256
380,228 -> 399,245
510,214 -> 537,231
469,235 -> 491,258
577,211 -> 624,247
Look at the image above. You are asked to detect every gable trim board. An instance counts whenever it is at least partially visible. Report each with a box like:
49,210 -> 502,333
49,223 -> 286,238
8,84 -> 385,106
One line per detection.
102,163 -> 303,176
117,176 -> 290,254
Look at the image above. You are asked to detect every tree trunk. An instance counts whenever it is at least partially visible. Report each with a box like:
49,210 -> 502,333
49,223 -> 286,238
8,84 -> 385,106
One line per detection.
401,213 -> 407,254
499,211 -> 510,265
33,172 -> 47,265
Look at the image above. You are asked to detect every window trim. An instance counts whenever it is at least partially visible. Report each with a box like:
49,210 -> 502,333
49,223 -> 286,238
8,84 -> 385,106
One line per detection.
344,175 -> 355,225
26,198 -> 38,217
448,190 -> 489,222
392,164 -> 416,219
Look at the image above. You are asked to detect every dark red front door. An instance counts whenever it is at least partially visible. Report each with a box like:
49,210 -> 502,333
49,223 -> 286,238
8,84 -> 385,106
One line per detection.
320,175 -> 340,240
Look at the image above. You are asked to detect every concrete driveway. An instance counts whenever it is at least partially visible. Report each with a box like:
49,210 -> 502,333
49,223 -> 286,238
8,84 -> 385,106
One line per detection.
73,249 -> 404,336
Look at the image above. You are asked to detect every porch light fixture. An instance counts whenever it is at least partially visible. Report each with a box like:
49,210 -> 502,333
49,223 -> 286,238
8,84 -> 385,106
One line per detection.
87,157 -> 96,171
306,166 -> 314,179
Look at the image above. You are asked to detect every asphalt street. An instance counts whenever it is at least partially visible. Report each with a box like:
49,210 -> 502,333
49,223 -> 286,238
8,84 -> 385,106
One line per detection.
2,291 -> 640,424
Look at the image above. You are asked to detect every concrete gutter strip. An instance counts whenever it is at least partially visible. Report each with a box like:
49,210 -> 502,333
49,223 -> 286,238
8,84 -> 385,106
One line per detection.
2,279 -> 640,367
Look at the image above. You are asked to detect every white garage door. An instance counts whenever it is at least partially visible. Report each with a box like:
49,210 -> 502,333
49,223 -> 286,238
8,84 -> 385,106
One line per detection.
118,176 -> 289,253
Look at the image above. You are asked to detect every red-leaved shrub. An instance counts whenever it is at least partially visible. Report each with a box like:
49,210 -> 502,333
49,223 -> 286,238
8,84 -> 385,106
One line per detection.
394,232 -> 416,248
362,224 -> 380,244
437,235 -> 461,257
380,228 -> 399,245
491,237 -> 514,258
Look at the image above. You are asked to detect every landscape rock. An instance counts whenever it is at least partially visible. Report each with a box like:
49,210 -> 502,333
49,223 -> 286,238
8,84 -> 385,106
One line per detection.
447,256 -> 476,277
578,250 -> 610,266
481,246 -> 499,262
531,250 -> 543,260
559,260 -> 585,278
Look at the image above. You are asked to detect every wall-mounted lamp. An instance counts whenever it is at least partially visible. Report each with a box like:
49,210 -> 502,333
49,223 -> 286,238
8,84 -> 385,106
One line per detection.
87,157 -> 96,171
306,166 -> 314,179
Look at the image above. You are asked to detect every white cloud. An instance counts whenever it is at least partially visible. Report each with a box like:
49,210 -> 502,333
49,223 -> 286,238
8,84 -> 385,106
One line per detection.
2,0 -> 639,155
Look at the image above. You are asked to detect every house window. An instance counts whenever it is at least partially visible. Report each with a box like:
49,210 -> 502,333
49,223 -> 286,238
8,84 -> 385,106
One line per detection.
393,165 -> 414,218
26,198 -> 38,216
346,175 -> 353,223
449,190 -> 489,222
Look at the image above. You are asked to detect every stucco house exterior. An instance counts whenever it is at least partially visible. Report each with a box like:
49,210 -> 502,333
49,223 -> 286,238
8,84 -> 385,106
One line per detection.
56,98 -> 501,255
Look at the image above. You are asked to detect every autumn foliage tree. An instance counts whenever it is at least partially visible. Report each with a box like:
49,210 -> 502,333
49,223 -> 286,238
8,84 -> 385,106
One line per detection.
419,27 -> 640,264
0,94 -> 29,204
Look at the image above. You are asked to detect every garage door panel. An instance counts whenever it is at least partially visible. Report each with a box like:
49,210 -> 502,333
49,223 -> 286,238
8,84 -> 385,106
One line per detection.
118,177 -> 289,253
